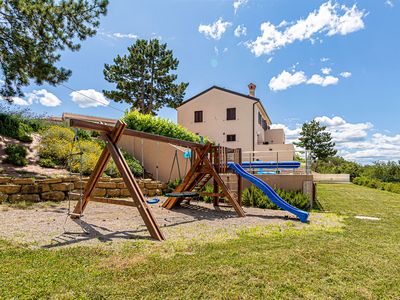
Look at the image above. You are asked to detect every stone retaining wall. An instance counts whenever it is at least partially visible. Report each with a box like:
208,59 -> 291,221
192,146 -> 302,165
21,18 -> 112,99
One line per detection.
0,176 -> 167,203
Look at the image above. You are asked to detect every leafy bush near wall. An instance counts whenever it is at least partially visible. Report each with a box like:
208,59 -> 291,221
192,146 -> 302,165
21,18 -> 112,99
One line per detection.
242,186 -> 310,210
3,144 -> 28,166
166,179 -> 181,193
38,125 -> 143,177
362,161 -> 400,183
123,111 -> 209,143
313,156 -> 362,180
353,177 -> 400,194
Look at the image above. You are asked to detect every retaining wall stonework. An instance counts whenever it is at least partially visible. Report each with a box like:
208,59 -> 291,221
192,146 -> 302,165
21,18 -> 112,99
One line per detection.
0,176 -> 167,203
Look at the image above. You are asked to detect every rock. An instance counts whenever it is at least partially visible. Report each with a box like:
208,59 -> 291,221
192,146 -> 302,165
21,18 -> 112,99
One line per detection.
96,182 -> 116,189
120,189 -> 130,197
0,177 -> 11,184
61,176 -> 80,182
99,177 -> 111,182
10,194 -> 40,202
143,179 -> 152,183
51,183 -> 74,191
116,182 -> 126,189
110,178 -> 123,183
41,191 -> 65,201
0,192 -> 8,203
93,188 -> 106,197
145,183 -> 158,189
68,191 -> 82,200
141,188 -> 148,195
138,182 -> 145,188
37,178 -> 62,184
74,181 -> 87,190
156,189 -> 162,196
0,185 -> 21,194
107,189 -> 121,197
147,189 -> 157,197
38,184 -> 50,193
12,178 -> 34,185
21,184 -> 50,194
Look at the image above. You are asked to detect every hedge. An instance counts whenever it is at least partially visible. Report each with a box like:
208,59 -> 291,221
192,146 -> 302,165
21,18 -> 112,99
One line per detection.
353,176 -> 400,194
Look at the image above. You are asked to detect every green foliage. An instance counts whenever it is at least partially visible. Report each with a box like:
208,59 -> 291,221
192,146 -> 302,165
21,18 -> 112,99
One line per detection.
166,179 -> 182,193
123,110 -> 207,143
104,150 -> 143,178
38,125 -> 75,165
103,39 -> 188,114
38,158 -> 56,168
200,184 -> 216,203
3,144 -> 28,166
362,161 -> 400,183
295,120 -> 337,160
353,176 -> 400,194
0,112 -> 32,142
313,156 -> 362,180
0,0 -> 108,100
242,186 -> 310,210
69,140 -> 103,175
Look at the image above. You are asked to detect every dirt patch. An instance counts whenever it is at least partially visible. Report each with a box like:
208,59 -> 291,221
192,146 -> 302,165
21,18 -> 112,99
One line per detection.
0,134 -> 69,177
0,197 -> 342,248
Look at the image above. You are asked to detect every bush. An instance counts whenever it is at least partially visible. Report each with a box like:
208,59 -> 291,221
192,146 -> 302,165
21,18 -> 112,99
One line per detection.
0,113 -> 33,142
362,161 -> 400,183
353,176 -> 400,194
104,151 -> 143,178
38,158 -> 56,168
242,186 -> 310,210
166,179 -> 181,193
3,144 -> 28,166
123,111 -> 209,144
69,140 -> 103,175
313,156 -> 362,180
38,125 -> 75,165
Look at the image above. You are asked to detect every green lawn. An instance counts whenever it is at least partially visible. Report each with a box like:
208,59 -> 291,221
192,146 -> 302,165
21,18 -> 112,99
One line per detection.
1,184 -> 400,299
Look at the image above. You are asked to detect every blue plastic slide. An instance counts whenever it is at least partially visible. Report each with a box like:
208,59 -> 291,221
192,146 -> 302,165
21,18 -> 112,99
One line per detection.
227,162 -> 309,223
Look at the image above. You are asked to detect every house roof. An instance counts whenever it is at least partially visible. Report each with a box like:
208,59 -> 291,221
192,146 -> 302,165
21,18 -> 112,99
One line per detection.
177,85 -> 271,123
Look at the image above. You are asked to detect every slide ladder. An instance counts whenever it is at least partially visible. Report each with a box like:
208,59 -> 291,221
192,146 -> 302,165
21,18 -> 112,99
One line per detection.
228,163 -> 309,223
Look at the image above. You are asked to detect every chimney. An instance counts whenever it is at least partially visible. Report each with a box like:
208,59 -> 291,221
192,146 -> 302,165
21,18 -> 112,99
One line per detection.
248,83 -> 256,97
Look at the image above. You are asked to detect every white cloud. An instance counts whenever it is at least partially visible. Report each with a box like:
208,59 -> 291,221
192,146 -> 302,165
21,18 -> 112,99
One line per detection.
27,89 -> 62,107
6,89 -> 61,107
269,70 -> 339,91
234,25 -> 247,37
223,47 -> 228,53
198,18 -> 232,40
340,71 -> 352,78
70,89 -> 109,108
268,70 -> 307,91
307,74 -> 339,87
247,1 -> 366,56
233,0 -> 248,14
321,57 -> 330,62
9,96 -> 30,106
321,67 -> 332,75
385,0 -> 394,7
112,32 -> 138,39
267,57 -> 273,63
273,116 -> 400,163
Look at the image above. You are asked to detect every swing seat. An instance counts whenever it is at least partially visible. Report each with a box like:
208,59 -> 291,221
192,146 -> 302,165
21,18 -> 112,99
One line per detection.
146,198 -> 160,204
165,191 -> 199,198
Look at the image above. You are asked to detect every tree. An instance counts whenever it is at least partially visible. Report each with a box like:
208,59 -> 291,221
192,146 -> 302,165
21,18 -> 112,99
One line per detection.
103,39 -> 189,115
0,0 -> 108,102
295,120 -> 337,160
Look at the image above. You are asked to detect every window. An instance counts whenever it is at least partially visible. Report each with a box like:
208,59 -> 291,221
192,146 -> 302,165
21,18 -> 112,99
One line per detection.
226,108 -> 236,120
226,134 -> 236,142
258,112 -> 262,125
194,111 -> 203,123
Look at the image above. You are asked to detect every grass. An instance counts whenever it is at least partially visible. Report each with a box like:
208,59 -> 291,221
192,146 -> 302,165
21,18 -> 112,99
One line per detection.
0,184 -> 400,298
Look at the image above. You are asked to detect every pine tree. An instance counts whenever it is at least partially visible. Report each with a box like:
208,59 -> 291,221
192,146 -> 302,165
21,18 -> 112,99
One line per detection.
103,39 -> 189,115
0,0 -> 108,102
295,120 -> 337,160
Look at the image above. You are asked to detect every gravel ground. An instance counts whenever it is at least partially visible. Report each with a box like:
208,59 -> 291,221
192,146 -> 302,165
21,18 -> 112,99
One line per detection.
0,197 -> 339,248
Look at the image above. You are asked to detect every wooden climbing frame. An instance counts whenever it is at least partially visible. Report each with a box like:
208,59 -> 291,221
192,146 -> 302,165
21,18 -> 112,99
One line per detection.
68,117 -> 245,240
162,143 -> 245,217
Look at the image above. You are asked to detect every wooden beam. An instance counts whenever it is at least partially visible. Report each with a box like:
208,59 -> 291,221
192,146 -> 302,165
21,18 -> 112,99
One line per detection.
69,118 -> 202,149
90,197 -> 137,207
106,135 -> 165,241
71,120 -> 126,217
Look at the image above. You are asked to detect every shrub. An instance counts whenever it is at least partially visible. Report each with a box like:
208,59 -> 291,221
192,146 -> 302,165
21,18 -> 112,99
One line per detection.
166,179 -> 181,193
69,140 -> 103,175
200,184 -> 215,203
38,158 -> 56,168
0,113 -> 33,142
104,150 -> 143,178
3,144 -> 28,166
242,186 -> 310,210
313,156 -> 362,180
38,125 -> 75,165
123,111 -> 209,144
353,176 -> 400,194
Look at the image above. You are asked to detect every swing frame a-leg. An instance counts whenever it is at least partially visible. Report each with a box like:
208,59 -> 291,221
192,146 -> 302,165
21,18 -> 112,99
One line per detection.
71,120 -> 165,241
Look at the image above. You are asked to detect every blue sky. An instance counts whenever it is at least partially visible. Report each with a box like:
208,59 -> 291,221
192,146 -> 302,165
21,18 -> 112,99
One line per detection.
6,0 -> 400,163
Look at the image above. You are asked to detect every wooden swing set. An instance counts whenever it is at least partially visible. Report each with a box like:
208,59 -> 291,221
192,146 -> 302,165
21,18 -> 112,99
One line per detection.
68,117 -> 244,241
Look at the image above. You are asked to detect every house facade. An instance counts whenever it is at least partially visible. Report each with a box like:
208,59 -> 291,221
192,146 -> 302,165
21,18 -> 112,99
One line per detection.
177,84 -> 295,161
